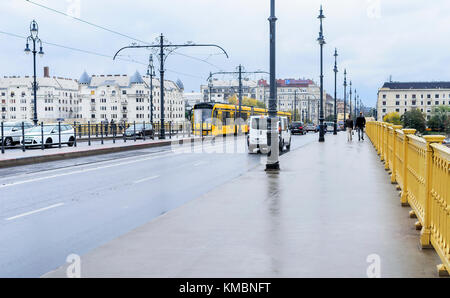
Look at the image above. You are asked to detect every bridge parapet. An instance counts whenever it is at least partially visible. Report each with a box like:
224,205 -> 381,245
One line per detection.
366,121 -> 449,277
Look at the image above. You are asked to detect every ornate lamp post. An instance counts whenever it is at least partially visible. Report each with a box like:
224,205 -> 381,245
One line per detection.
317,6 -> 326,142
24,20 -> 44,125
265,0 -> 280,171
146,54 -> 155,124
343,69 -> 347,125
333,48 -> 338,135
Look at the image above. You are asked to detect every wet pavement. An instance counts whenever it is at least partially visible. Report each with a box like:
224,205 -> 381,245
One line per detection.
0,133 -> 316,277
43,132 -> 442,278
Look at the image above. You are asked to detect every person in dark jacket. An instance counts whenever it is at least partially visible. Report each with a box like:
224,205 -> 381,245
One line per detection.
345,114 -> 354,142
355,112 -> 366,141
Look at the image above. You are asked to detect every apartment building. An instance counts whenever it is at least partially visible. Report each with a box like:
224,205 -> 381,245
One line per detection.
377,82 -> 450,121
200,79 -> 258,103
79,71 -> 185,124
0,72 -> 80,122
256,79 -> 332,123
0,68 -> 185,124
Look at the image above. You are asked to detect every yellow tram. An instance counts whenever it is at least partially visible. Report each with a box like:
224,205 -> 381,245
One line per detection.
192,102 -> 291,136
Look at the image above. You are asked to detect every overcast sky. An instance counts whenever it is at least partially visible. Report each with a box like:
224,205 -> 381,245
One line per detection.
1,0 -> 450,107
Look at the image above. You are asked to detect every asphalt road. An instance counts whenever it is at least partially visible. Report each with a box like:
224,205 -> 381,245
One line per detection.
0,132 -> 318,277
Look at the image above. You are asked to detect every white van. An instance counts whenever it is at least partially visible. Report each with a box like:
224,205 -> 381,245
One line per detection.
247,115 -> 291,154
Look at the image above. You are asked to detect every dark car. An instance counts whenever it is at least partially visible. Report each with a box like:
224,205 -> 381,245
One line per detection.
124,123 -> 154,139
289,121 -> 305,135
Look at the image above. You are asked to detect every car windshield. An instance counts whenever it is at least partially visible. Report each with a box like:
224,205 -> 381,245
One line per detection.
126,123 -> 150,131
251,117 -> 267,130
292,122 -> 303,126
2,123 -> 17,131
28,125 -> 54,133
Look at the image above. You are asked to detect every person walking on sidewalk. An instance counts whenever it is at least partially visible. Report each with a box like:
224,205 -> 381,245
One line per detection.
345,114 -> 354,142
355,112 -> 366,141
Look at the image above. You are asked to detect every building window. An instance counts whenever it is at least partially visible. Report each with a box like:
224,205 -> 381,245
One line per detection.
412,100 -> 416,105
412,94 -> 416,99
382,108 -> 386,113
435,94 -> 439,99
395,94 -> 400,99
427,94 -> 431,99
382,94 -> 386,99
382,101 -> 386,106
435,101 -> 439,105
395,101 -> 400,106
395,108 -> 400,112
427,101 -> 431,105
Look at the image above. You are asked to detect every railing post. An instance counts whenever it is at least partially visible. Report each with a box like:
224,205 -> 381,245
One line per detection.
21,122 -> 25,152
1,122 -> 4,154
385,123 -> 393,170
58,121 -> 62,149
377,122 -> 381,155
133,121 -> 136,142
88,121 -> 91,146
143,121 -> 146,141
391,125 -> 403,184
380,123 -> 385,161
73,121 -> 77,147
400,129 -> 416,206
101,122 -> 104,145
420,135 -> 446,248
41,122 -> 44,150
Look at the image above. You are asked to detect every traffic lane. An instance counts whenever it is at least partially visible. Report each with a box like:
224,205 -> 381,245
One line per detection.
0,133 -> 316,218
0,133 -> 316,277
0,137 -> 247,217
0,142 -> 265,277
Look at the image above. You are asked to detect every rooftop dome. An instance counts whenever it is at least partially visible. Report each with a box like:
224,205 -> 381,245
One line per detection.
79,71 -> 91,84
130,71 -> 144,84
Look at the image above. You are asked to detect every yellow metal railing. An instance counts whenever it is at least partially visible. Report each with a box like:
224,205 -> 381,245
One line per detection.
366,121 -> 449,276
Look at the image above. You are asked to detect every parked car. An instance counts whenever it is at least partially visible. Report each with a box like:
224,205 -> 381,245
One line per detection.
22,124 -> 75,147
305,123 -> 318,132
324,121 -> 335,133
1,121 -> 34,147
247,115 -> 291,154
124,123 -> 154,139
289,121 -> 305,135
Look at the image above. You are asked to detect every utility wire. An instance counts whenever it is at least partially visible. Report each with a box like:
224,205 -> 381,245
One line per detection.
25,0 -> 152,45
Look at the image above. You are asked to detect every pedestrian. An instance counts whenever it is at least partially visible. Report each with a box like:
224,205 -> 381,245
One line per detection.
355,112 -> 366,141
345,114 -> 354,142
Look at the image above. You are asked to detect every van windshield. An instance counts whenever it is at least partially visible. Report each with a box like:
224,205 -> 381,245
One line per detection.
251,117 -> 267,130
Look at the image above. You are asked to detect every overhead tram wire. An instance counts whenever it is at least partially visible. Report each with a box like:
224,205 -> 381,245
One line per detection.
25,0 -> 151,45
1,30 -> 206,80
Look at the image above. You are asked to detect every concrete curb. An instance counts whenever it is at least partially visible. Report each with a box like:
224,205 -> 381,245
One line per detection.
0,136 -> 210,169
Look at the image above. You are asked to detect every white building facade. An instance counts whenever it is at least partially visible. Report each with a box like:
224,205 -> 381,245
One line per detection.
0,69 -> 185,124
377,82 -> 450,121
0,75 -> 80,123
200,79 -> 258,103
256,79 -> 330,123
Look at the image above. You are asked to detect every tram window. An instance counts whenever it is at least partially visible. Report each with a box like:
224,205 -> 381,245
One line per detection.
222,111 -> 230,123
240,112 -> 248,121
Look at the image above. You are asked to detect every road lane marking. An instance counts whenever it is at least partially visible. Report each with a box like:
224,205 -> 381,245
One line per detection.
6,203 -> 64,221
134,175 -> 160,184
0,153 -> 172,189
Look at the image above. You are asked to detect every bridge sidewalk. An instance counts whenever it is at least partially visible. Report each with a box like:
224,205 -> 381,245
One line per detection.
43,132 -> 442,277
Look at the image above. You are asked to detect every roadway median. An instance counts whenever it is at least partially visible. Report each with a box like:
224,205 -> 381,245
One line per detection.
0,136 -> 210,169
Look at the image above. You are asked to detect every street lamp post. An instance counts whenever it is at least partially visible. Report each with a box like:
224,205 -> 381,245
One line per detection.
349,81 -> 353,119
113,34 -> 228,139
317,6 -> 326,142
333,48 -> 338,135
293,90 -> 297,121
343,69 -> 347,124
354,89 -> 357,120
266,0 -> 279,171
146,54 -> 155,124
24,20 -> 44,126
208,72 -> 213,102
